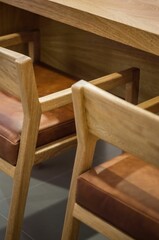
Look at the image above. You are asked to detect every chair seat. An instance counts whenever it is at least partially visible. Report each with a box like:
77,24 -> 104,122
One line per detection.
0,63 -> 77,165
34,63 -> 78,97
77,153 -> 159,240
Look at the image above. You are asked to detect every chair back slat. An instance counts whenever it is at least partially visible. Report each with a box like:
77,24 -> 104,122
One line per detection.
72,80 -> 159,167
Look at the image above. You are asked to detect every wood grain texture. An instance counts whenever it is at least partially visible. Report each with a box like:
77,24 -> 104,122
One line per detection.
40,18 -> 159,102
1,0 -> 159,55
0,47 -> 24,96
82,82 -> 159,166
0,3 -> 39,56
1,3 -> 159,102
0,3 -> 38,35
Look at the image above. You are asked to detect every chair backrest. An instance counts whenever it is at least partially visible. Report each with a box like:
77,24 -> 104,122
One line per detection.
72,80 -> 159,168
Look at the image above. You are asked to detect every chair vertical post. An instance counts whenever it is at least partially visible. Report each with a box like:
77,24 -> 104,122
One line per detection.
125,68 -> 140,104
5,162 -> 33,240
4,54 -> 42,240
61,82 -> 97,240
28,30 -> 40,62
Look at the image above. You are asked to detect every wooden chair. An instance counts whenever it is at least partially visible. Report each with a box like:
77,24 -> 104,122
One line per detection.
0,30 -> 140,240
62,80 -> 159,240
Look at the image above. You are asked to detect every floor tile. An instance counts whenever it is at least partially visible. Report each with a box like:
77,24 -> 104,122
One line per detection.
79,224 -> 109,240
0,214 -> 7,240
30,146 -> 76,187
22,171 -> 72,240
0,214 -> 33,240
0,173 -> 13,201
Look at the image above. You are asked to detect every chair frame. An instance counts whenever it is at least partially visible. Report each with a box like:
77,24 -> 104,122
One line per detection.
62,80 -> 159,240
0,30 -> 140,240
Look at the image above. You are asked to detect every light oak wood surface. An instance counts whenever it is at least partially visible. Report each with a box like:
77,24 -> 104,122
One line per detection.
39,18 -> 159,102
1,2 -> 159,102
0,0 -> 159,55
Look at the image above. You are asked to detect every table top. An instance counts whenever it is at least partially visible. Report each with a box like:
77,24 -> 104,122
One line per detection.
1,0 -> 159,56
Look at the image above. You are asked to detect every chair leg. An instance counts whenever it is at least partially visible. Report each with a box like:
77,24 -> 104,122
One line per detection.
4,167 -> 32,240
62,212 -> 80,240
62,140 -> 97,240
62,188 -> 81,239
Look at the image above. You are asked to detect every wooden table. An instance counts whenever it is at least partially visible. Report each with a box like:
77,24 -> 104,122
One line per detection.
1,0 -> 159,102
1,0 -> 159,56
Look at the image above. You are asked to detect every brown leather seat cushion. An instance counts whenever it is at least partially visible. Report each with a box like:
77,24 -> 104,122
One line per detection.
0,63 -> 77,165
77,153 -> 159,240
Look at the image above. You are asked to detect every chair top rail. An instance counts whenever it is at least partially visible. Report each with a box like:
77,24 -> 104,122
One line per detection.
39,67 -> 138,112
73,80 -> 159,168
0,46 -> 39,109
0,47 -> 29,97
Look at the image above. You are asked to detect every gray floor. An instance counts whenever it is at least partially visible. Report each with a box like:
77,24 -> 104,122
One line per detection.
0,141 -> 121,240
